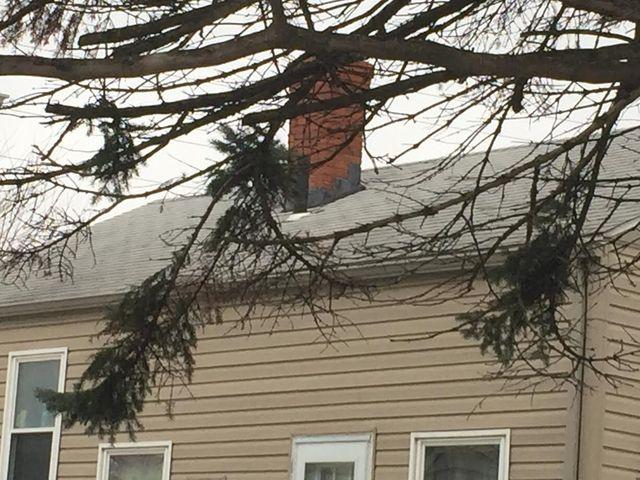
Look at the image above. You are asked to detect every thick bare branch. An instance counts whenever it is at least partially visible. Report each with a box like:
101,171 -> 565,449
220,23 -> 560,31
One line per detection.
280,26 -> 640,84
243,70 -> 458,124
2,24 -> 638,84
0,28 -> 277,80
77,0 -> 255,46
563,0 -> 640,23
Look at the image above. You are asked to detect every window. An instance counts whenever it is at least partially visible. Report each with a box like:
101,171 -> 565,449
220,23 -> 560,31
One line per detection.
0,348 -> 67,480
291,434 -> 373,480
408,430 -> 510,480
97,442 -> 172,480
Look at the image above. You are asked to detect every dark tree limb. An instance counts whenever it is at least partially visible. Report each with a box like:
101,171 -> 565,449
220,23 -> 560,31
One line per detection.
563,0 -> 640,23
1,26 -> 639,84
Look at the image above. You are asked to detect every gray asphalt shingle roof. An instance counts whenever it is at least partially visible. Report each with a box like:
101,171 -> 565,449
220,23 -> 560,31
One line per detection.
1,133 -> 639,308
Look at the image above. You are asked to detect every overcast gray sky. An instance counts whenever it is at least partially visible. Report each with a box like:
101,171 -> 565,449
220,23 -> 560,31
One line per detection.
2,69 -> 639,221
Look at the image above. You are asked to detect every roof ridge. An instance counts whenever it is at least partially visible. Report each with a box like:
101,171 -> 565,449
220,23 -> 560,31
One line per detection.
361,140 -> 540,178
99,129 -> 640,220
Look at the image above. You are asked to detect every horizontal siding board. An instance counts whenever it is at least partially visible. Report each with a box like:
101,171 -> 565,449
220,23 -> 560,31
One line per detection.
602,447 -> 640,472
602,411 -> 640,436
377,427 -> 566,450
136,385 -> 566,418
601,465 -> 640,480
24,356 -> 569,405
57,425 -> 566,458
65,397 -> 568,433
601,462 -> 640,474
508,463 -> 564,480
56,410 -> 568,451
59,440 -> 291,464
0,311 -> 495,366
603,428 -> 640,453
605,392 -> 640,416
60,344 -> 498,383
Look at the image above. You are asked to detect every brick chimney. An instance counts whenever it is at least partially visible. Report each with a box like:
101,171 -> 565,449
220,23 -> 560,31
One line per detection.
288,62 -> 373,210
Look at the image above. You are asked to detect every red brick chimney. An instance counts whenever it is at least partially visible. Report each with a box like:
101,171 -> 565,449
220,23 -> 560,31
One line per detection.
288,62 -> 373,209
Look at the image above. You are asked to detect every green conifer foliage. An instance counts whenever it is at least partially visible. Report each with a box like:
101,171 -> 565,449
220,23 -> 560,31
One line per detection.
457,202 -> 580,370
39,126 -> 291,438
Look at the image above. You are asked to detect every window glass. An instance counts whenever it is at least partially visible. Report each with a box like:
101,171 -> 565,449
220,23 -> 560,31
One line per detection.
424,444 -> 500,480
305,462 -> 355,480
7,432 -> 53,480
13,359 -> 60,428
108,453 -> 164,480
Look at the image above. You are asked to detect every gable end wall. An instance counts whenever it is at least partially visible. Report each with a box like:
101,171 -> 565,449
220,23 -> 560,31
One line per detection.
0,280 -> 573,480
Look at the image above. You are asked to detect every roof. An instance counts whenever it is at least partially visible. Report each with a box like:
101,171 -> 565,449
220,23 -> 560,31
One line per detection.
1,132 -> 639,309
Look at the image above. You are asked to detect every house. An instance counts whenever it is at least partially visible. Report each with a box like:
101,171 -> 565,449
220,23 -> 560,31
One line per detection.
0,68 -> 639,480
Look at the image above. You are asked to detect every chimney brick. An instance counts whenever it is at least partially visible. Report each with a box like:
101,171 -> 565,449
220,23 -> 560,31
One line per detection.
289,61 -> 373,208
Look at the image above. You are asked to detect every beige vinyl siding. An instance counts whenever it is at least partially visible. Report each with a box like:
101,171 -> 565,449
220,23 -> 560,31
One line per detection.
0,281 -> 572,480
600,247 -> 640,479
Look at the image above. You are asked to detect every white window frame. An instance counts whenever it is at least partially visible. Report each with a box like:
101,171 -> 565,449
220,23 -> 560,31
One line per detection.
291,433 -> 374,480
0,347 -> 68,480
408,429 -> 510,480
96,441 -> 172,480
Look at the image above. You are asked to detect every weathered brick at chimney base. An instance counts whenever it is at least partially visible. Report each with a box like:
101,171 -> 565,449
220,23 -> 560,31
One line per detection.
288,62 -> 374,208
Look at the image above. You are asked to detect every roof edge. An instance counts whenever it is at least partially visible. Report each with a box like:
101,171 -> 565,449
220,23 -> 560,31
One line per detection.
0,292 -> 122,320
0,256 -> 480,319
3,222 -> 637,320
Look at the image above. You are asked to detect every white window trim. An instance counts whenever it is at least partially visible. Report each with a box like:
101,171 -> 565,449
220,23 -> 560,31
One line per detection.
0,347 -> 68,480
96,441 -> 172,480
291,433 -> 374,480
408,429 -> 511,480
